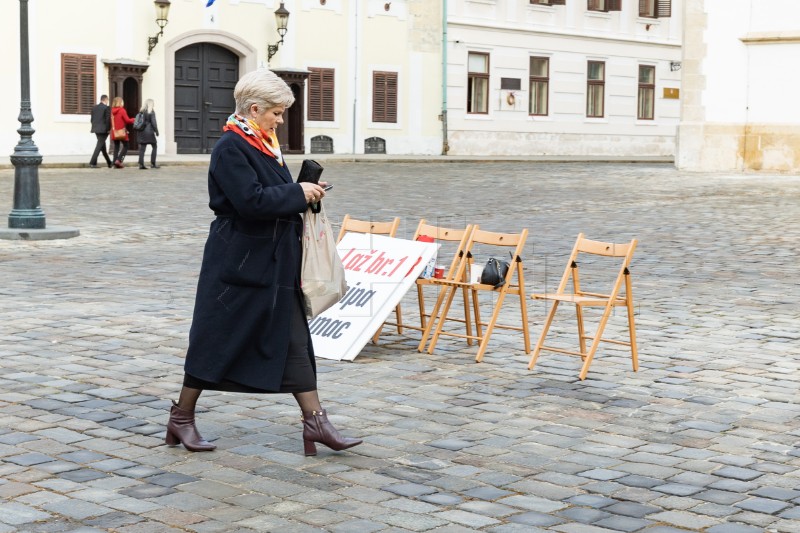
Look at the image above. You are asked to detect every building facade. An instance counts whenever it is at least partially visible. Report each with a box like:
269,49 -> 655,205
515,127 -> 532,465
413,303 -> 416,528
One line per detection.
0,0 -> 443,158
2,0 -> 685,160
445,0 -> 682,157
677,0 -> 800,172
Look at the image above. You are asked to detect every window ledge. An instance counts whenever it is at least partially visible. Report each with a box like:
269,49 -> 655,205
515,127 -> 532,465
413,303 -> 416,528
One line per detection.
368,122 -> 402,130
586,11 -> 612,20
465,114 -> 493,120
635,119 -> 657,125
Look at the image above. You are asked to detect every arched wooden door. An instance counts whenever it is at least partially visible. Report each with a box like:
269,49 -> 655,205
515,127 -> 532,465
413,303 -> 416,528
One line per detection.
174,43 -> 238,154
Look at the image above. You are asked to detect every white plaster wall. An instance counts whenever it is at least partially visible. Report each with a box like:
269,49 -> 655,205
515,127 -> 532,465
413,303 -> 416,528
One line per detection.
446,0 -> 681,156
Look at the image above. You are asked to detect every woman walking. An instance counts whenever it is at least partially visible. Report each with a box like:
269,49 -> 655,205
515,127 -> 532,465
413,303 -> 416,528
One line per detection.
165,69 -> 362,457
110,97 -> 134,168
136,99 -> 160,169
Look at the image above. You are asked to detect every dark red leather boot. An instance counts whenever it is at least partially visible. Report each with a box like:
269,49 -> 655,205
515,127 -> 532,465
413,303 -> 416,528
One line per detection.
302,409 -> 362,456
165,401 -> 216,452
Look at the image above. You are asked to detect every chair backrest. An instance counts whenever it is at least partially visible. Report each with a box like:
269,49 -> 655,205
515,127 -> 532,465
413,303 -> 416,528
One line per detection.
557,233 -> 638,297
336,214 -> 401,243
413,219 -> 474,279
465,227 -> 529,287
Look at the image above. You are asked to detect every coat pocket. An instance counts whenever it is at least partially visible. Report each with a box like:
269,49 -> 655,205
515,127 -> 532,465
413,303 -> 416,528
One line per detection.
219,232 -> 277,287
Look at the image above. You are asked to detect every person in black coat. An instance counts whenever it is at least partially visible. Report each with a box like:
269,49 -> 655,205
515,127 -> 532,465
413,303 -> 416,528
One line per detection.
88,95 -> 112,168
136,99 -> 160,169
165,68 -> 362,457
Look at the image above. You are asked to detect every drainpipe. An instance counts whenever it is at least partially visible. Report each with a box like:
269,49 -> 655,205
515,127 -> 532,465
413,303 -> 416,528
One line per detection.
352,0 -> 359,154
441,0 -> 449,155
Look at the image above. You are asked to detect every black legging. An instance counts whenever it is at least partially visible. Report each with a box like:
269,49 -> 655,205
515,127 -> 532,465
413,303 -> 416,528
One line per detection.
113,140 -> 128,162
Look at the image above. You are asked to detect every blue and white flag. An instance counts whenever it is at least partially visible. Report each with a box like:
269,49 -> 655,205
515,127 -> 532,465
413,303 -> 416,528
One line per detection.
206,0 -> 215,6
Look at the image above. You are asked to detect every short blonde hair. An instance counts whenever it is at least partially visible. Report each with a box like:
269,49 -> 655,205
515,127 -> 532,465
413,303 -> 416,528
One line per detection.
234,69 -> 295,115
111,96 -> 124,108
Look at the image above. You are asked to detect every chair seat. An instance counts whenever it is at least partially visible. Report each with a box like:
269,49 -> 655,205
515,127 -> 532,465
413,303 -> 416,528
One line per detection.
532,293 -> 626,306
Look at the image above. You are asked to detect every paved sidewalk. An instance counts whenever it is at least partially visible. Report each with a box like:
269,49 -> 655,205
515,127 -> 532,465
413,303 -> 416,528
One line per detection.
1,162 -> 799,532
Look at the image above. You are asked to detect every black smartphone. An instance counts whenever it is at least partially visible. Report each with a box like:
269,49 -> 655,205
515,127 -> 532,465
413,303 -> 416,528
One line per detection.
323,184 -> 333,191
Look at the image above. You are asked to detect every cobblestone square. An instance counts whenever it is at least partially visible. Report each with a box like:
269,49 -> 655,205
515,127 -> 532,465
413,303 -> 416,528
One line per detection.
1,161 -> 799,532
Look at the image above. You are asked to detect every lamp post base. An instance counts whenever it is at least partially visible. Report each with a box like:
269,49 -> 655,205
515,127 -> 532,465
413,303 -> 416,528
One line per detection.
0,225 -> 80,241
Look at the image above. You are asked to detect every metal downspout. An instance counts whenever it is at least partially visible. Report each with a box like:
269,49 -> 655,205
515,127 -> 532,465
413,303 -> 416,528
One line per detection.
441,0 -> 449,155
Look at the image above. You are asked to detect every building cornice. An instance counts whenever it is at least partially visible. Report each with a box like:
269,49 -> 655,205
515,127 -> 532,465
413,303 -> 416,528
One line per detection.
740,31 -> 800,44
449,19 -> 681,48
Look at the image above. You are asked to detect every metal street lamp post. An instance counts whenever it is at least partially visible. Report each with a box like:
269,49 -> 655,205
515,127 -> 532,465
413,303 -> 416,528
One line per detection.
2,0 -> 78,240
8,0 -> 45,230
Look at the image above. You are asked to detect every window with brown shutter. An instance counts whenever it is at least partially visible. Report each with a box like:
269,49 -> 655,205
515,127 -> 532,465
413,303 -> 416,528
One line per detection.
61,53 -> 96,115
588,0 -> 621,11
372,71 -> 398,123
640,0 -> 670,17
308,67 -> 335,122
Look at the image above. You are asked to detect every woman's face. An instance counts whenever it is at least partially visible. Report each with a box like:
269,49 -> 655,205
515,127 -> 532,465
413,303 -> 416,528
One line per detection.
250,104 -> 285,135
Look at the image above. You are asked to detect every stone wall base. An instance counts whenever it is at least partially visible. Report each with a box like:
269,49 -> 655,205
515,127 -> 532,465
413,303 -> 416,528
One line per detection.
447,131 -> 676,158
678,122 -> 800,172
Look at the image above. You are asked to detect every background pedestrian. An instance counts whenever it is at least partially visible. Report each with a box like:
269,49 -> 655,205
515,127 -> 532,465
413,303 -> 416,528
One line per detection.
89,95 -> 112,168
110,97 -> 134,169
136,99 -> 160,170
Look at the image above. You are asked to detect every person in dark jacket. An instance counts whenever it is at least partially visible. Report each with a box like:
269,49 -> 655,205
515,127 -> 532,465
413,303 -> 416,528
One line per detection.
110,97 -> 135,168
165,68 -> 362,457
136,99 -> 160,169
89,95 -> 112,168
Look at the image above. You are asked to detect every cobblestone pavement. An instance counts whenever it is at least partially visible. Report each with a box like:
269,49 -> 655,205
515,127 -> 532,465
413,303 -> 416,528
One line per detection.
1,162 -> 799,533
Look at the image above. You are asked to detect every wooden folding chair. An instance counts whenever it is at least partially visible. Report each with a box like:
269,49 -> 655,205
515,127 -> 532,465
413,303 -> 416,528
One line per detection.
336,214 -> 401,244
376,220 -> 475,343
336,215 -> 401,340
421,227 -> 531,362
528,233 -> 638,380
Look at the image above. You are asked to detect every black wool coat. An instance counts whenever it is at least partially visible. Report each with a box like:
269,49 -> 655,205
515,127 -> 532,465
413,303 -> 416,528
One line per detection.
184,131 -> 312,391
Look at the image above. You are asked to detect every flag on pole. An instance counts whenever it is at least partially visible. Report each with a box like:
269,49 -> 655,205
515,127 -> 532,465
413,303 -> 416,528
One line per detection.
206,0 -> 216,6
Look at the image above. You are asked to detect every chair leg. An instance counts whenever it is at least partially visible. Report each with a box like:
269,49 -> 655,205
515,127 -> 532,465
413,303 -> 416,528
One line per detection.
578,305 -> 615,380
418,283 -> 450,352
426,284 -> 460,355
462,286 -> 474,346
528,300 -> 559,370
626,296 -> 639,372
395,304 -> 403,334
475,289 -> 509,362
575,304 -> 587,358
517,269 -> 531,354
417,285 -> 426,329
472,287 -> 482,343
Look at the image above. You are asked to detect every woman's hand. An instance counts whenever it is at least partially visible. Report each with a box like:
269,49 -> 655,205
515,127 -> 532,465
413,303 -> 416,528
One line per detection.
300,181 -> 327,204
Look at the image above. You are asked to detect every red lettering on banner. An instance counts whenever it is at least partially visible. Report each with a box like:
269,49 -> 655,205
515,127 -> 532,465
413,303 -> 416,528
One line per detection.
388,256 -> 408,276
404,256 -> 422,278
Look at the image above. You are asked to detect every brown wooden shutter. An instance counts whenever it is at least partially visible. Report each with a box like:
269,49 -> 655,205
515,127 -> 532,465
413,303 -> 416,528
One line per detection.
62,55 -> 79,114
308,68 -> 322,121
639,0 -> 647,16
308,67 -> 334,121
608,0 -> 622,11
372,71 -> 397,123
61,53 -> 95,114
321,68 -> 335,121
657,0 -> 671,17
550,0 -> 566,5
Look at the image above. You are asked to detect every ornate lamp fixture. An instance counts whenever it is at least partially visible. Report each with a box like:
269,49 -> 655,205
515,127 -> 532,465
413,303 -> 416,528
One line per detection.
147,0 -> 172,57
267,2 -> 290,63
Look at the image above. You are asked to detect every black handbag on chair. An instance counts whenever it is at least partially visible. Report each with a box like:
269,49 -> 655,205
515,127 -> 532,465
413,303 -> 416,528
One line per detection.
480,256 -> 511,289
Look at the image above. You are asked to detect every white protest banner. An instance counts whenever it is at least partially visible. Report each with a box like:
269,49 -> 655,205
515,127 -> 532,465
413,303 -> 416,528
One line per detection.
310,233 -> 438,361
